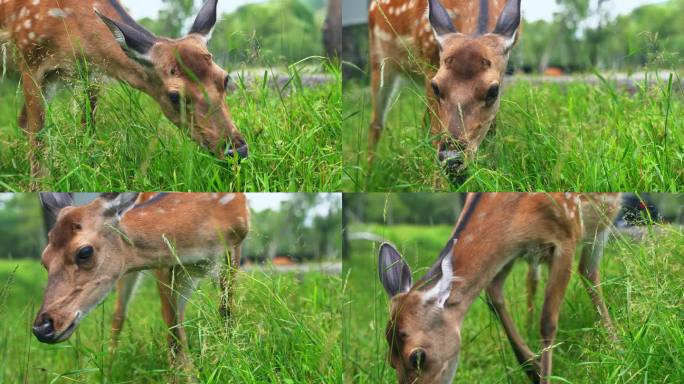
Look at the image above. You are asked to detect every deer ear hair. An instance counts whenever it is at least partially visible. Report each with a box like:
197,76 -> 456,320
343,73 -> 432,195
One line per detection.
95,8 -> 157,66
100,193 -> 140,220
427,0 -> 457,48
188,0 -> 218,43
378,243 -> 413,298
492,0 -> 521,51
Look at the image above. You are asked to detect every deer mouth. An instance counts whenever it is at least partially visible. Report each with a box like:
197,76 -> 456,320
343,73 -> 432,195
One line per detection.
46,312 -> 82,344
438,150 -> 467,185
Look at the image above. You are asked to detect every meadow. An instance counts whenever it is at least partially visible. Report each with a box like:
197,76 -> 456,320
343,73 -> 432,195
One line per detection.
0,60 -> 341,192
342,223 -> 684,383
0,259 -> 342,383
343,75 -> 684,191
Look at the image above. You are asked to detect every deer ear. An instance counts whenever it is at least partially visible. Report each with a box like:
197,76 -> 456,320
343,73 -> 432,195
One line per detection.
492,0 -> 521,51
95,9 -> 157,66
100,193 -> 140,219
424,239 -> 457,308
428,0 -> 457,48
40,193 -> 74,218
189,0 -> 218,43
378,243 -> 413,298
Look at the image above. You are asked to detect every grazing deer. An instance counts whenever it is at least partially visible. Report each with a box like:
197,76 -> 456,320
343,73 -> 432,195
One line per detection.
0,0 -> 248,179
34,193 -> 249,369
368,0 -> 521,182
378,193 -> 621,383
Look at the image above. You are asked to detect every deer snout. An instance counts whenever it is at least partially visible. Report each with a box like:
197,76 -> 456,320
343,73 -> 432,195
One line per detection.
223,133 -> 249,161
32,313 -> 56,343
438,142 -> 467,185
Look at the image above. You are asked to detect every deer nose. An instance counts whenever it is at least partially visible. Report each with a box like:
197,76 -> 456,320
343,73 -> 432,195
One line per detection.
32,313 -> 56,343
224,142 -> 249,160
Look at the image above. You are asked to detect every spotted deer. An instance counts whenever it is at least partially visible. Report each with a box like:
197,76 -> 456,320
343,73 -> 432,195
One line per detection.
0,0 -> 248,180
34,193 -> 249,369
379,193 -> 621,383
368,0 -> 521,182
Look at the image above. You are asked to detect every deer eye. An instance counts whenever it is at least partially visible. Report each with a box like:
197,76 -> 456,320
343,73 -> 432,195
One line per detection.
431,81 -> 441,99
485,84 -> 500,107
76,246 -> 94,265
168,91 -> 181,108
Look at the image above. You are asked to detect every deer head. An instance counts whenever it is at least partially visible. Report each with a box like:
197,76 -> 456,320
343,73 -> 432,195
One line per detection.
32,193 -> 139,344
378,241 -> 463,384
428,0 -> 521,176
95,0 -> 248,159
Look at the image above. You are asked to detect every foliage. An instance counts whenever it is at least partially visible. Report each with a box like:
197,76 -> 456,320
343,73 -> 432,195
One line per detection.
513,0 -> 684,71
0,194 -> 44,259
246,193 -> 342,261
343,222 -> 684,383
209,0 -> 324,66
0,259 -> 341,383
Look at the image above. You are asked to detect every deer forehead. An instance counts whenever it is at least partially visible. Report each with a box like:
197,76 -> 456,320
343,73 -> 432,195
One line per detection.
154,40 -> 215,79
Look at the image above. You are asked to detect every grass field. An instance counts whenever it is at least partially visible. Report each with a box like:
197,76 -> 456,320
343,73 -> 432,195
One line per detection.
0,60 -> 341,192
0,259 -> 341,383
343,75 -> 684,191
342,223 -> 684,383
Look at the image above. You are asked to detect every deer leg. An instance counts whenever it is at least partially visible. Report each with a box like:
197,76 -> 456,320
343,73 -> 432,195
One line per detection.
538,242 -> 575,384
20,70 -> 46,183
526,260 -> 540,330
81,83 -> 100,128
579,230 -> 617,340
219,244 -> 241,320
486,261 -> 541,383
368,54 -> 398,166
110,271 -> 141,350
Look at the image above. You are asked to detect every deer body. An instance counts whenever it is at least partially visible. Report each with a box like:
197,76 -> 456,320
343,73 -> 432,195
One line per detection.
35,193 -> 249,367
1,0 -> 247,180
379,193 -> 621,383
368,0 -> 521,182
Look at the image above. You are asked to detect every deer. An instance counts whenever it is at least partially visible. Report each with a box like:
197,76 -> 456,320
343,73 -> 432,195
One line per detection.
34,192 -> 249,371
378,192 -> 622,383
368,0 -> 521,184
0,0 -> 248,181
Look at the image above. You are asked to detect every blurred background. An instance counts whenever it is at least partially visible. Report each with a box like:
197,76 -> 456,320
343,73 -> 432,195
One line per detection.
342,0 -> 683,79
0,193 -> 342,267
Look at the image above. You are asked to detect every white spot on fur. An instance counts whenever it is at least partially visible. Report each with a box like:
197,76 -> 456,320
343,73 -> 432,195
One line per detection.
32,0 -> 40,5
23,19 -> 32,29
219,194 -> 235,205
28,32 -> 36,40
48,8 -> 67,19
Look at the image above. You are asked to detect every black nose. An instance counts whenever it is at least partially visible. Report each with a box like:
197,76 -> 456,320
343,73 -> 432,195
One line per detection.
32,313 -> 56,343
224,143 -> 249,161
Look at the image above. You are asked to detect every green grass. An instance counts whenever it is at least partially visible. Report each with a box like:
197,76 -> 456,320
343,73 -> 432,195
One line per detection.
343,75 -> 684,191
0,259 -> 341,383
343,223 -> 684,383
0,59 -> 341,192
